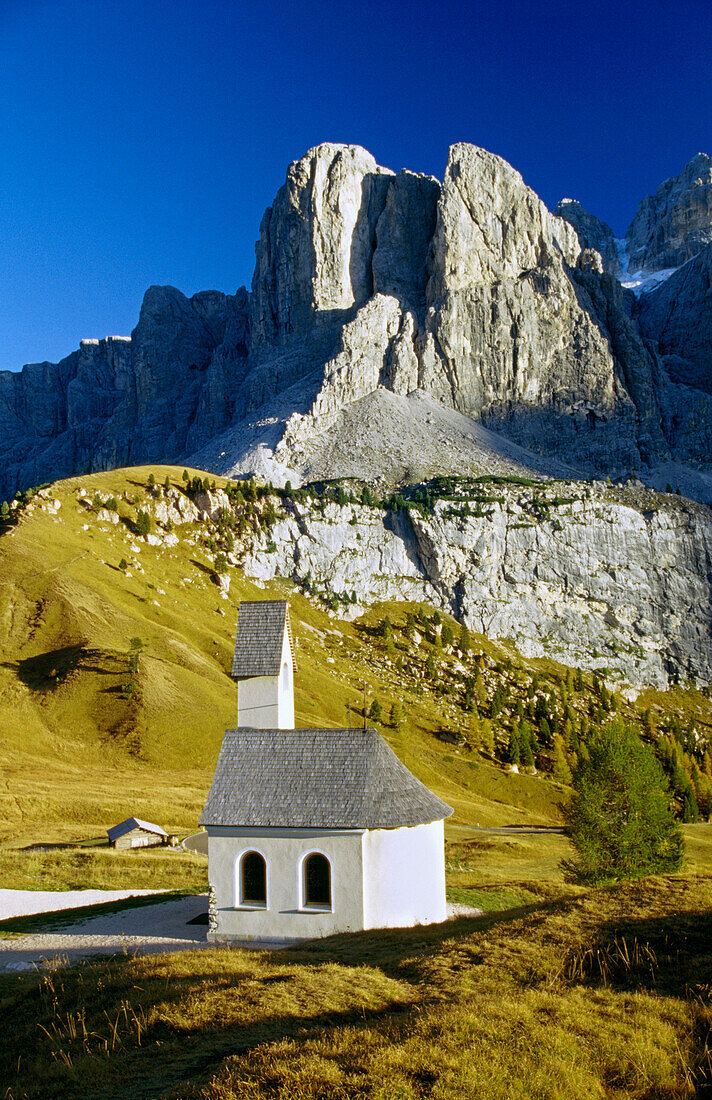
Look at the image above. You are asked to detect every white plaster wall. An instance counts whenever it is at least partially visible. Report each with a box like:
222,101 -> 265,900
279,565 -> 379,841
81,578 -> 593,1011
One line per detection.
362,819 -> 447,929
207,826 -> 365,942
237,675 -> 279,727
277,627 -> 295,729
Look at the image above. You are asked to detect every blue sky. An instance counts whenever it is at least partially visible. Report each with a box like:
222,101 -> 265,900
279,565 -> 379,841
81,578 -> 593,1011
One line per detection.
1,0 -> 711,372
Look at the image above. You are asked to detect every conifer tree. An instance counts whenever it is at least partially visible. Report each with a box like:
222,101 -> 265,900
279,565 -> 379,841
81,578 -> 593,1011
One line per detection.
368,698 -> 382,723
481,719 -> 494,755
390,701 -> 405,732
490,685 -> 505,719
459,625 -> 470,655
703,749 -> 712,782
553,735 -> 572,785
469,708 -> 481,752
562,723 -> 683,883
135,509 -> 151,537
508,726 -> 521,766
682,785 -> 699,823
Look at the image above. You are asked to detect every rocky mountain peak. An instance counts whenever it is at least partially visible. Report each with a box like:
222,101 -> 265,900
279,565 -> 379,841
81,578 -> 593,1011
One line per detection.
3,141 -> 712,509
430,144 -> 580,295
553,197 -> 622,276
625,152 -> 712,272
250,142 -> 395,354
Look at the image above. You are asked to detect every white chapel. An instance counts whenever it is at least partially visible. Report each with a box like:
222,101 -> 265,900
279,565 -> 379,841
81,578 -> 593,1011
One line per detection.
200,599 -> 453,944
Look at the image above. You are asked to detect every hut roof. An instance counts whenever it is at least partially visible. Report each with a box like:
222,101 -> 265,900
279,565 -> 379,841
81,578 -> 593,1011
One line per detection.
200,728 -> 453,830
231,600 -> 295,680
107,817 -> 168,843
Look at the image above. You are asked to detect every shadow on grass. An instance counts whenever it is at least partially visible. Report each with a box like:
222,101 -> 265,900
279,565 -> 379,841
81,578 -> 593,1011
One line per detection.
4,881 -> 712,1100
19,838 -> 107,851
190,559 -> 215,578
283,894 -> 569,980
2,645 -> 122,691
560,910 -> 712,997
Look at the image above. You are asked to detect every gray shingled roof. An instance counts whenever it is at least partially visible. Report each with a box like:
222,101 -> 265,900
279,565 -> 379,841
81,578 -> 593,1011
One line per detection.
199,728 -> 453,829
231,600 -> 295,679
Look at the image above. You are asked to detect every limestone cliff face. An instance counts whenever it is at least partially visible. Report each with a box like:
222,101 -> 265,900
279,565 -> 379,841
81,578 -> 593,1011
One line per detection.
250,144 -> 394,352
626,153 -> 712,272
637,244 -> 712,395
244,142 -> 671,483
239,483 -> 712,688
0,286 -> 249,497
418,145 -> 640,471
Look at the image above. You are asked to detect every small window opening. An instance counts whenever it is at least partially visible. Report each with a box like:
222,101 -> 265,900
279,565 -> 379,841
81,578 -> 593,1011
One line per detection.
240,851 -> 267,906
281,661 -> 289,692
304,853 -> 331,908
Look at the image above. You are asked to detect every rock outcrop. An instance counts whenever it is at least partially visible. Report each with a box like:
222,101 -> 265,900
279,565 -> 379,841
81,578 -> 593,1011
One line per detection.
238,483 -> 712,688
554,197 -> 622,276
418,145 -> 641,472
625,153 -> 712,272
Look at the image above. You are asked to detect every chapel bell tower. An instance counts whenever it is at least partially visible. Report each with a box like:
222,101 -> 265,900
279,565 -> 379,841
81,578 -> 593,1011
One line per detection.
231,600 -> 296,729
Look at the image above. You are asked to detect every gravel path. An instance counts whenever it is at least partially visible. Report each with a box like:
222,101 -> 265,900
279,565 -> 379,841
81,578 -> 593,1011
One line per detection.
0,895 -> 482,973
0,893 -> 210,972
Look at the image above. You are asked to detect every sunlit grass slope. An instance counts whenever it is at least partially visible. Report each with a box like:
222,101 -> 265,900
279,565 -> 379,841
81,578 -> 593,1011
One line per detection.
2,873 -> 712,1099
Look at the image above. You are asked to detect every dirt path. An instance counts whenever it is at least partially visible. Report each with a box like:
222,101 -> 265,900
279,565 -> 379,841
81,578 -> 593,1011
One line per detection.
0,893 -> 211,972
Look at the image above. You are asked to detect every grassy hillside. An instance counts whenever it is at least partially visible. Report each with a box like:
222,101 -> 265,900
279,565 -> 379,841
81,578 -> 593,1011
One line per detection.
2,873 -> 712,1098
1,465 -> 710,890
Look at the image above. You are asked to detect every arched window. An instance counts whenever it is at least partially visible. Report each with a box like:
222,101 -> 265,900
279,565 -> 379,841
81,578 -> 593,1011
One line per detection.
281,661 -> 290,692
239,850 -> 267,907
303,852 -> 331,908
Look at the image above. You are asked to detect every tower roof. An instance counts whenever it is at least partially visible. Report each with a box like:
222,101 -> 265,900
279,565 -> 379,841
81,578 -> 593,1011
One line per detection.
231,600 -> 295,680
199,727 -> 453,830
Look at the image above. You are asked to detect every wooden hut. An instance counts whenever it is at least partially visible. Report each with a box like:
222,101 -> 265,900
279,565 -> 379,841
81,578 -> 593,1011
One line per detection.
107,817 -> 168,849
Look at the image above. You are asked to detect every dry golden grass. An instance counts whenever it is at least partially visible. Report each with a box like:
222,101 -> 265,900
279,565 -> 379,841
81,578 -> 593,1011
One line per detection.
0,841 -> 207,893
3,873 -> 712,1099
